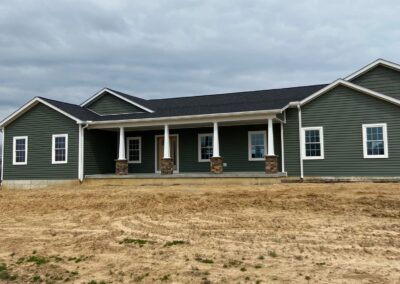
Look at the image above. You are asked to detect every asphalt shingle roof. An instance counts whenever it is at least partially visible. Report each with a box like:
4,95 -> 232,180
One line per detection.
41,84 -> 327,122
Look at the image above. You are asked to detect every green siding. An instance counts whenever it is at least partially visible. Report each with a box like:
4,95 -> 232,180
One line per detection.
87,93 -> 143,115
301,85 -> 400,176
84,130 -> 117,175
283,108 -> 301,176
352,65 -> 400,100
3,103 -> 79,180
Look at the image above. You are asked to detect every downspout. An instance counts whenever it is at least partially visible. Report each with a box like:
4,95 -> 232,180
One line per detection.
297,105 -> 304,179
1,127 -> 4,183
78,123 -> 89,182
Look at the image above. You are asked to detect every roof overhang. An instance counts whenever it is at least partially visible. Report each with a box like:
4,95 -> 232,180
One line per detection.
81,88 -> 154,113
0,97 -> 83,128
87,109 -> 282,129
345,58 -> 400,81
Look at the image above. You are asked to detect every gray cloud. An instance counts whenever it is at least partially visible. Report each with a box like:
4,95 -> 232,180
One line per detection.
0,0 -> 400,122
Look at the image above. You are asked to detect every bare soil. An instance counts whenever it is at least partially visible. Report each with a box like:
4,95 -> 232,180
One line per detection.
0,183 -> 399,283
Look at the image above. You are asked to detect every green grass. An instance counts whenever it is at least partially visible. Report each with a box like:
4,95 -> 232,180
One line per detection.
164,240 -> 187,247
268,251 -> 278,258
0,263 -> 17,281
118,238 -> 153,247
223,260 -> 242,268
195,256 -> 214,264
26,255 -> 49,266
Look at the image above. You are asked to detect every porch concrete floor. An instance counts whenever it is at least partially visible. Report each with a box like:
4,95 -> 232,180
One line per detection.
85,172 -> 287,179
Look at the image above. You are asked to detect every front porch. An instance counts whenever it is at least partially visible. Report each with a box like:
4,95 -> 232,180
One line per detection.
83,115 -> 286,178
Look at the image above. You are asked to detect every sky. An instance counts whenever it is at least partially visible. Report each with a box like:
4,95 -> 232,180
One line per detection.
0,0 -> 400,123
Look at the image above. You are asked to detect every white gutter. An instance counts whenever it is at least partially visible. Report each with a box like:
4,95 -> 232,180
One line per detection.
297,104 -> 304,179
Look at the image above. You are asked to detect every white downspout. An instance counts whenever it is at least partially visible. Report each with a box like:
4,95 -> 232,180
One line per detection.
280,121 -> 285,173
1,127 -> 4,182
297,105 -> 304,179
78,124 -> 88,182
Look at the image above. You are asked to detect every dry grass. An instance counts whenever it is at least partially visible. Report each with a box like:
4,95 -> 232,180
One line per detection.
0,182 -> 399,283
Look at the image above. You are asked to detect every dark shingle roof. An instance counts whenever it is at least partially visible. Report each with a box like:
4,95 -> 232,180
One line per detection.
41,84 -> 326,122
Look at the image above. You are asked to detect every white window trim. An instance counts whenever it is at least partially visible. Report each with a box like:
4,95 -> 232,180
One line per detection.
126,137 -> 142,164
248,131 -> 267,161
52,134 -> 68,164
13,136 -> 28,165
362,123 -> 388,159
198,133 -> 213,162
301,127 -> 325,160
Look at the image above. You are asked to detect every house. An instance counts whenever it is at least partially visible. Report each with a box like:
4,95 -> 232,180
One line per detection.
1,58 -> 400,186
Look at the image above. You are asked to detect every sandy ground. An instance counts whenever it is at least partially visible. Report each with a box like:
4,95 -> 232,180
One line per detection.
0,183 -> 399,284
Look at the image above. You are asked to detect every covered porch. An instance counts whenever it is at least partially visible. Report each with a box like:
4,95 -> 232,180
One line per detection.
83,112 -> 286,178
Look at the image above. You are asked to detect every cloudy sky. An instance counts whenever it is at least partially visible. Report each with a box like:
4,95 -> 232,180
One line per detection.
0,0 -> 399,122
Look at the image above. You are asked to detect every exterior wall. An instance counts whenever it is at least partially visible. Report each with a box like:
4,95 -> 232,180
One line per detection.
3,103 -> 79,180
84,129 -> 117,175
352,65 -> 400,100
283,108 -> 301,176
301,85 -> 400,177
86,93 -> 143,115
121,124 -> 282,174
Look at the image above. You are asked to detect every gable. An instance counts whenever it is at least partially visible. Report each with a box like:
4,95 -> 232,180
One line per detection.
86,92 -> 144,115
350,65 -> 400,100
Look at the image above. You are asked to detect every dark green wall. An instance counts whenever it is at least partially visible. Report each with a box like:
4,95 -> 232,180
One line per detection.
352,65 -> 400,100
300,85 -> 400,176
84,129 -> 117,175
283,108 -> 301,177
122,124 -> 282,174
3,103 -> 79,180
87,93 -> 143,115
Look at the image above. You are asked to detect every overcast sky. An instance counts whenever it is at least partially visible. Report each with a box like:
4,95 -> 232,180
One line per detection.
0,0 -> 400,122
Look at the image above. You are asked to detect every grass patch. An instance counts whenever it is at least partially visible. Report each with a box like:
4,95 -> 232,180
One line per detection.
67,255 -> 89,263
254,264 -> 262,269
164,240 -> 187,247
87,281 -> 106,284
160,274 -> 170,281
26,255 -> 49,266
268,251 -> 278,258
223,260 -> 242,268
0,263 -> 17,281
118,238 -> 153,247
195,256 -> 214,264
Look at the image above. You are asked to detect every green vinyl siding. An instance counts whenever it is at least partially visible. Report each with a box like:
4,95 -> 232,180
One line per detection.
301,85 -> 400,176
87,93 -> 143,115
84,129 -> 117,175
3,103 -> 79,180
352,65 -> 400,100
283,108 -> 301,177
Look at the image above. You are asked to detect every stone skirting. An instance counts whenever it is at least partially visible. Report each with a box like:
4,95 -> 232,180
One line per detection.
161,158 -> 174,175
265,155 -> 278,174
210,156 -> 224,174
115,159 -> 128,175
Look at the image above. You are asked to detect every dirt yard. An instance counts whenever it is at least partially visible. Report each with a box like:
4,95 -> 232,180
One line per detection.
0,183 -> 399,283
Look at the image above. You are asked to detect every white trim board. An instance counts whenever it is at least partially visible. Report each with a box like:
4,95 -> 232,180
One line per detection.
301,126 -> 325,160
13,136 -> 28,165
362,123 -> 388,159
52,134 -> 68,164
0,97 -> 83,128
345,59 -> 400,81
81,88 -> 154,113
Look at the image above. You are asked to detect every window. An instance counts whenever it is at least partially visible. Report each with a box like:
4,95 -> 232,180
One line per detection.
248,131 -> 267,161
198,133 -> 213,162
362,123 -> 388,158
13,136 -> 28,165
302,127 -> 324,159
52,134 -> 68,164
126,137 -> 141,163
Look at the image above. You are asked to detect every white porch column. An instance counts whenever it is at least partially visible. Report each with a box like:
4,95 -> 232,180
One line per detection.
267,118 -> 275,156
118,127 -> 126,160
163,124 -> 171,159
212,122 -> 220,157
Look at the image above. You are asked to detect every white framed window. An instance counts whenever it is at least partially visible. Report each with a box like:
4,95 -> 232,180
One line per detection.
248,131 -> 267,161
301,127 -> 324,160
198,133 -> 213,162
52,134 -> 68,164
362,123 -> 388,158
126,137 -> 141,163
13,136 -> 28,165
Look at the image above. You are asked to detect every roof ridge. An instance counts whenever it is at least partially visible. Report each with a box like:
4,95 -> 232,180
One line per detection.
39,96 -> 83,107
147,83 -> 327,102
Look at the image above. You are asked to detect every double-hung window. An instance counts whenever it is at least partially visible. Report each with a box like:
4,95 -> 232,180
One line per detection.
52,134 -> 68,164
302,127 -> 324,159
362,123 -> 388,158
198,133 -> 213,162
126,137 -> 141,163
248,131 -> 267,161
13,136 -> 28,165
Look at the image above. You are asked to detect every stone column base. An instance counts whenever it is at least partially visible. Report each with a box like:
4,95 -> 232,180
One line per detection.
265,155 -> 279,174
161,158 -> 174,175
115,159 -> 128,175
210,156 -> 224,174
